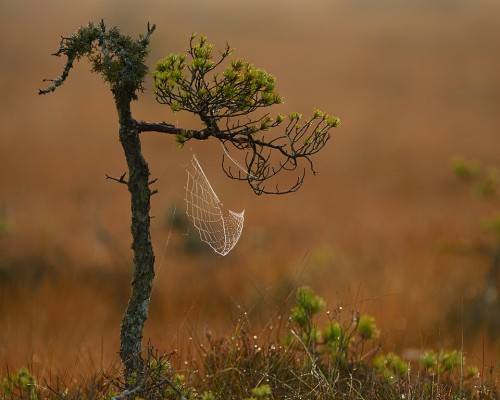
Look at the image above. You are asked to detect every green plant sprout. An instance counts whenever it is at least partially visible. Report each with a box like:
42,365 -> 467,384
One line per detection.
38,20 -> 339,394
290,285 -> 326,354
420,349 -> 463,376
243,384 -> 272,400
1,368 -> 38,400
374,352 -> 408,384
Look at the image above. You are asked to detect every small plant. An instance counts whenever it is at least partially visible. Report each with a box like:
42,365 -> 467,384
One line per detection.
290,285 -> 326,354
200,391 -> 216,400
451,157 -> 499,240
446,156 -> 500,340
374,352 -> 408,384
452,156 -> 499,200
1,368 -> 39,400
357,315 -> 380,341
420,349 -> 463,377
243,384 -> 273,400
106,346 -> 193,400
323,319 -> 351,364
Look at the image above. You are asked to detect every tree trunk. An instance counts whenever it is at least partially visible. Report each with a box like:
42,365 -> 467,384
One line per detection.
114,95 -> 156,383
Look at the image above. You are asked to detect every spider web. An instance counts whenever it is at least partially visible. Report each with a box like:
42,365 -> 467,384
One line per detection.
185,155 -> 245,256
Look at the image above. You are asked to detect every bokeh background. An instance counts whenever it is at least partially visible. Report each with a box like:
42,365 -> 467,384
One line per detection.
1,0 -> 499,379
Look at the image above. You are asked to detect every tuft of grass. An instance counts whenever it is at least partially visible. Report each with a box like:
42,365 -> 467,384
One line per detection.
186,286 -> 499,400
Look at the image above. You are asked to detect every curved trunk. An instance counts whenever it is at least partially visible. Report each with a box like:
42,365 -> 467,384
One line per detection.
115,95 -> 155,383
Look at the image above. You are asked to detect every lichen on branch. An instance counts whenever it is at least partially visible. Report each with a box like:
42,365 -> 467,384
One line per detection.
39,20 -> 155,101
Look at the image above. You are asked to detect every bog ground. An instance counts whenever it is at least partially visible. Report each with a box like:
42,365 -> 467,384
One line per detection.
1,0 -> 499,378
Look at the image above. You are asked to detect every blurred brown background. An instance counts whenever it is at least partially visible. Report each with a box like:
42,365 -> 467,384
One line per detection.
1,0 -> 499,378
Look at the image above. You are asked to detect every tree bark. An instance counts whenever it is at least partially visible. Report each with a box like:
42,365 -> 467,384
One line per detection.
114,94 -> 155,383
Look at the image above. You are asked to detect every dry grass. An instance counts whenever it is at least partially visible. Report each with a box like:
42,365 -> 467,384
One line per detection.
2,287 -> 499,399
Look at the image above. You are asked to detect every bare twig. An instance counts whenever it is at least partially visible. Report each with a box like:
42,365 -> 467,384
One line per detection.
106,172 -> 128,185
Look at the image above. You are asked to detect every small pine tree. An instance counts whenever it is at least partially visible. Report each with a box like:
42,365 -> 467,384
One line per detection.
39,20 -> 339,389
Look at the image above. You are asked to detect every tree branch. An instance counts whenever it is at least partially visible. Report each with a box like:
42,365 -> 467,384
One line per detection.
152,35 -> 339,195
106,172 -> 128,185
135,120 -> 215,141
